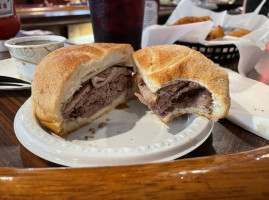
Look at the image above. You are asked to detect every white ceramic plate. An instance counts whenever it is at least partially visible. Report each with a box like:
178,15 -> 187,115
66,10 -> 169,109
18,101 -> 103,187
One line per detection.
0,58 -> 31,90
14,99 -> 214,167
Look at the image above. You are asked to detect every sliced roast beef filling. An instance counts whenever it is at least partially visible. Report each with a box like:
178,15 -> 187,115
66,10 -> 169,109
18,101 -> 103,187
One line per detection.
135,75 -> 213,118
61,65 -> 132,120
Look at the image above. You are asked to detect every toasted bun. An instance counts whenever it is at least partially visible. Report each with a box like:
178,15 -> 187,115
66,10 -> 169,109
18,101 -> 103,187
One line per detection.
31,43 -> 134,135
132,44 -> 230,121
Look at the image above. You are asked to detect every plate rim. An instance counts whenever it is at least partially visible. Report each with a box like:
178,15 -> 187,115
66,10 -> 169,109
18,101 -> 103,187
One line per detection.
14,98 -> 214,167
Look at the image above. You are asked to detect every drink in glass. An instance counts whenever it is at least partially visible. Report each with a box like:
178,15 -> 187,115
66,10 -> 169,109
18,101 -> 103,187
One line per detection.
88,0 -> 145,50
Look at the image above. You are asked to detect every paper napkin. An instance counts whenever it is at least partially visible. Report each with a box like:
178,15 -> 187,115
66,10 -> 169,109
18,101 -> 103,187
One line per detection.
223,68 -> 269,140
142,0 -> 269,76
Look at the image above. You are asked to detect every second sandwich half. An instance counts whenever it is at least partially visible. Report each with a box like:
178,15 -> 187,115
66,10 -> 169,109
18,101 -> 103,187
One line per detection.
31,43 -> 135,135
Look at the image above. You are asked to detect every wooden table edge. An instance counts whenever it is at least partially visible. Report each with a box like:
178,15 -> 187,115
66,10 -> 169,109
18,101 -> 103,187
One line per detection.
0,145 -> 268,199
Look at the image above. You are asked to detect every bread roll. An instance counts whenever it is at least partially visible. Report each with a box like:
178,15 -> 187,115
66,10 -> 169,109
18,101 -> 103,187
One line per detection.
31,43 -> 134,135
132,45 -> 230,122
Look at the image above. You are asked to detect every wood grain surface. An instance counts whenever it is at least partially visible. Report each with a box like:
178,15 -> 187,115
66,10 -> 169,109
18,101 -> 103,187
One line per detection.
0,146 -> 268,200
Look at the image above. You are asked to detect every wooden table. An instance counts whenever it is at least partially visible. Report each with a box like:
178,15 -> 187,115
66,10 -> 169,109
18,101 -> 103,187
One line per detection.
16,6 -> 91,29
0,52 -> 268,199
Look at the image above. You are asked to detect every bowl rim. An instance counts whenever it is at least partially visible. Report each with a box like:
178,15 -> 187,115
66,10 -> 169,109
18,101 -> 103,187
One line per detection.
4,35 -> 66,48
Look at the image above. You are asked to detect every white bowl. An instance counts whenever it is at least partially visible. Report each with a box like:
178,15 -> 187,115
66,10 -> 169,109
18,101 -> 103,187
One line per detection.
5,35 -> 66,82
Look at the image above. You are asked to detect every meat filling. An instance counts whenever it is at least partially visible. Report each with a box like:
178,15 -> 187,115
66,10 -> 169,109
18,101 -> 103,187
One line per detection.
135,75 -> 213,118
61,65 -> 133,120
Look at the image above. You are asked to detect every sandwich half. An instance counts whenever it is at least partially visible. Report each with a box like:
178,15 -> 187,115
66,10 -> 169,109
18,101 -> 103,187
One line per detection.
132,44 -> 230,122
32,43 -> 134,135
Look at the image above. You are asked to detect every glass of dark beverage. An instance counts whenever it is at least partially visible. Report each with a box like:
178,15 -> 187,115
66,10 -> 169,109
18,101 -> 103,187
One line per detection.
88,0 -> 145,50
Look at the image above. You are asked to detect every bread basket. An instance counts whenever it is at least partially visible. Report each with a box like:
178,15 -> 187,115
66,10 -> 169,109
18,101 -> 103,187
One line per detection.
174,41 -> 239,64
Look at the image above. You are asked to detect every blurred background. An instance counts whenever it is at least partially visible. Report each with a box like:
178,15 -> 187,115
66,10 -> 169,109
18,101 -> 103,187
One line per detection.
12,0 -> 267,44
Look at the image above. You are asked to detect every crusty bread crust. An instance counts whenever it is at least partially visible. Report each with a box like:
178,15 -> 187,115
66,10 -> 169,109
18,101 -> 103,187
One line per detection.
132,44 -> 230,121
31,43 -> 134,135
